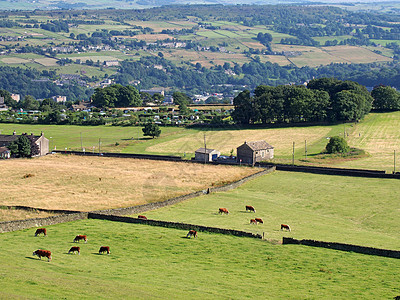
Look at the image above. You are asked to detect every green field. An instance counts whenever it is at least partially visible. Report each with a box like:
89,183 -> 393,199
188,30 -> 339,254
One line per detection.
1,219 -> 399,299
1,111 -> 399,170
137,171 -> 400,250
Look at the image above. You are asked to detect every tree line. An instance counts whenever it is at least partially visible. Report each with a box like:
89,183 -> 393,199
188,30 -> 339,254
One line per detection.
232,78 -> 400,125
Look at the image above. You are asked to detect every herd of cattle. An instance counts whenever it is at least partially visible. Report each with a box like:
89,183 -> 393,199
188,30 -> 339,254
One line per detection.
219,205 -> 291,232
33,228 -> 110,262
32,205 -> 291,262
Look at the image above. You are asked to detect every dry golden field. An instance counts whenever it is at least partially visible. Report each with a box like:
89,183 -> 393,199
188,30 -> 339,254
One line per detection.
0,154 -> 258,213
0,208 -> 56,222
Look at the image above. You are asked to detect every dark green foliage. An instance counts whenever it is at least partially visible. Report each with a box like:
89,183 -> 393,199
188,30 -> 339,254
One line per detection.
142,123 -> 161,138
8,135 -> 32,157
92,84 -> 140,108
172,91 -> 191,114
233,79 -> 372,125
231,90 -> 253,124
371,86 -> 400,111
325,136 -> 350,154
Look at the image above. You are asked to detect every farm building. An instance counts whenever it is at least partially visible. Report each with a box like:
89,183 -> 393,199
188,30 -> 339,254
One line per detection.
0,132 -> 49,156
194,148 -> 220,162
237,140 -> 274,164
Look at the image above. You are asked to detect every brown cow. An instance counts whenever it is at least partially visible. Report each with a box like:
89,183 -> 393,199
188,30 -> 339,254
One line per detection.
245,205 -> 256,213
138,215 -> 147,220
73,235 -> 87,243
250,219 -> 257,225
186,230 -> 197,238
68,246 -> 80,255
35,228 -> 47,237
255,218 -> 263,224
33,249 -> 52,262
281,224 -> 291,232
99,246 -> 110,255
219,208 -> 229,214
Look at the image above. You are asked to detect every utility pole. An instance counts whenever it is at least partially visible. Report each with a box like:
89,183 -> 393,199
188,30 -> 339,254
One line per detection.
305,140 -> 307,160
204,133 -> 207,164
292,142 -> 295,166
394,150 -> 396,174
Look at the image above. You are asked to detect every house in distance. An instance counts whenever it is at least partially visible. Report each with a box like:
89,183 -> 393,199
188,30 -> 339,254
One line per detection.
0,131 -> 49,157
236,140 -> 274,165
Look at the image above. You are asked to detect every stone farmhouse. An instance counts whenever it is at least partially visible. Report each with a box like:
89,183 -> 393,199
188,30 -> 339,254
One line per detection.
0,132 -> 49,157
236,140 -> 274,165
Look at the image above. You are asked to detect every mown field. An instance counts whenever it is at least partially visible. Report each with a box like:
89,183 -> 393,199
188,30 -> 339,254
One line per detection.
135,171 -> 400,250
0,219 -> 399,299
0,155 -> 257,213
1,111 -> 399,171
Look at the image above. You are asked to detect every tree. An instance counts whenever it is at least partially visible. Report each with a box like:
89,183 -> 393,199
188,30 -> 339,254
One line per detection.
142,123 -> 161,138
371,85 -> 400,111
172,91 -> 191,114
325,136 -> 349,154
232,90 -> 254,124
8,135 -> 32,157
19,95 -> 39,110
92,84 -> 141,108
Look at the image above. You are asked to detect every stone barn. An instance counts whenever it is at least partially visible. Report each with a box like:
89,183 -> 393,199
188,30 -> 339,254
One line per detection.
194,148 -> 220,162
236,140 -> 274,165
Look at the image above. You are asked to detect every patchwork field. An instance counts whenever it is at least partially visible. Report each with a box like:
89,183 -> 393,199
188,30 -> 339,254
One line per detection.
0,154 -> 257,212
138,171 -> 400,250
0,219 -> 399,299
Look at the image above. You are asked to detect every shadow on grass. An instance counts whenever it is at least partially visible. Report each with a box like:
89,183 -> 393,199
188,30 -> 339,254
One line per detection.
121,137 -> 152,141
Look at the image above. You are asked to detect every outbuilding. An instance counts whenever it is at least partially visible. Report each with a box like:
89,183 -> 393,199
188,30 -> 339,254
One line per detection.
237,140 -> 274,165
194,148 -> 220,162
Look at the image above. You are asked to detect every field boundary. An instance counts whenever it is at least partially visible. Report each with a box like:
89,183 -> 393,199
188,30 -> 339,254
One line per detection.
90,166 -> 275,216
88,213 -> 262,239
283,237 -> 400,259
1,205 -> 82,214
0,167 -> 275,232
261,163 -> 400,179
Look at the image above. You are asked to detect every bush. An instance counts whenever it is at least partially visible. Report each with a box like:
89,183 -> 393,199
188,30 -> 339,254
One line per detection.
325,136 -> 349,154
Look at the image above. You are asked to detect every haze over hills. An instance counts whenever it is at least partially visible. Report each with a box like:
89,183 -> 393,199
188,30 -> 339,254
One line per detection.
0,0 -> 398,10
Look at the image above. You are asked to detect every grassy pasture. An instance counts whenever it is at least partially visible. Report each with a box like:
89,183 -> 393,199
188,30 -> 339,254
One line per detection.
0,219 -> 399,299
0,111 -> 398,170
140,171 -> 400,250
0,154 -> 257,212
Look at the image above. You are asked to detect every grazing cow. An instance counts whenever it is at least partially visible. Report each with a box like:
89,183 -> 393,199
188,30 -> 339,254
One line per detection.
138,215 -> 147,220
33,249 -> 52,262
186,230 -> 197,238
68,246 -> 80,255
245,205 -> 256,213
35,228 -> 47,237
99,246 -> 110,255
219,208 -> 229,214
73,235 -> 87,243
255,218 -> 263,224
281,224 -> 291,232
250,219 -> 257,225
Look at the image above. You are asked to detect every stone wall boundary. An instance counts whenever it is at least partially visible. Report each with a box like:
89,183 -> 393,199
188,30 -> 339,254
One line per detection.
1,205 -> 82,214
283,237 -> 400,259
260,163 -> 400,179
90,167 -> 275,216
0,167 -> 274,233
0,212 -> 89,233
88,213 -> 262,239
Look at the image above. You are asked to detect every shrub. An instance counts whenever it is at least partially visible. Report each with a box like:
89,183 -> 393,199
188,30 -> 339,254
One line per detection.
325,136 -> 349,154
